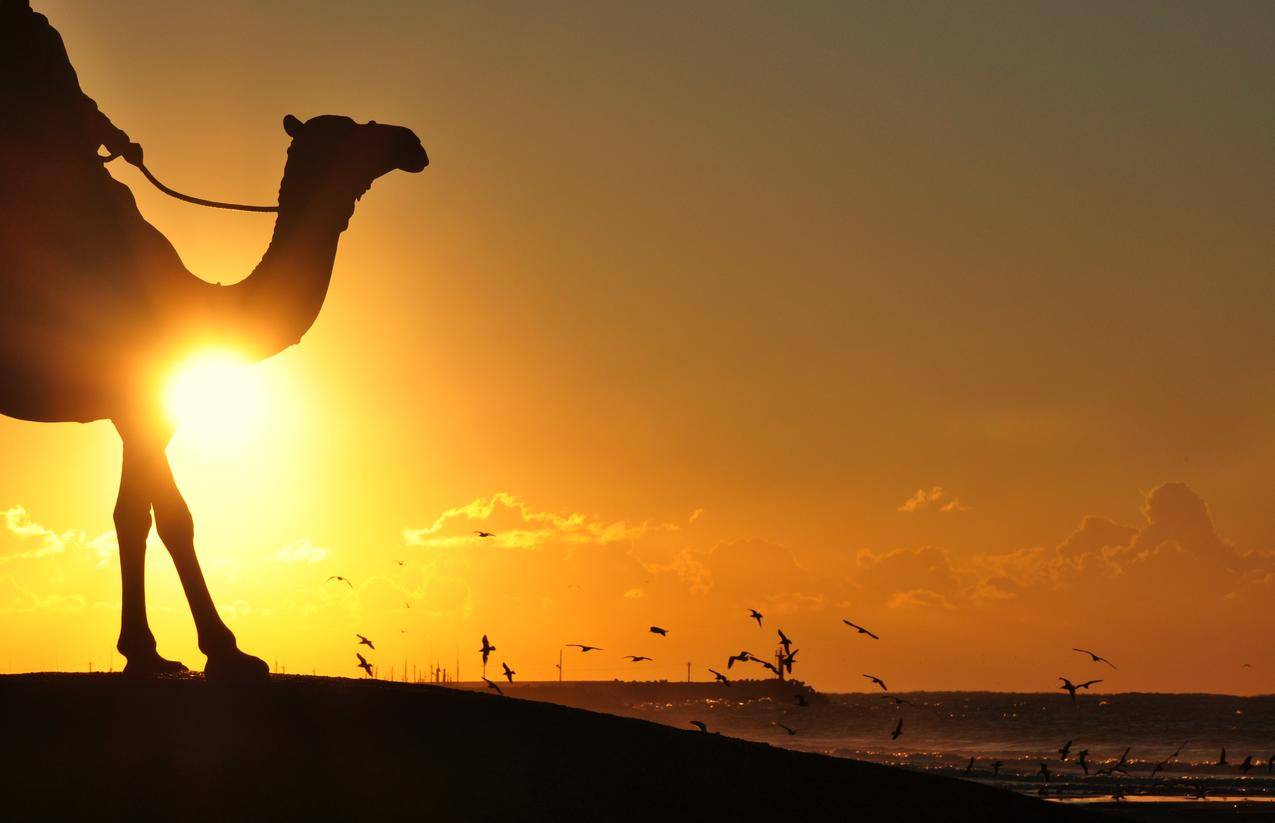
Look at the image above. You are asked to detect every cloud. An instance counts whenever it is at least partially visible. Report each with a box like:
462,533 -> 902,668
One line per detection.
402,492 -> 662,550
2,505 -> 116,566
274,539 -> 331,564
898,486 -> 969,513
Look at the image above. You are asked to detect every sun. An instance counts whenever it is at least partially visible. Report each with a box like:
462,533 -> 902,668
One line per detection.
164,350 -> 267,445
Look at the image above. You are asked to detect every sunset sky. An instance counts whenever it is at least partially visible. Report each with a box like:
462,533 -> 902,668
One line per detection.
2,1 -> 1272,692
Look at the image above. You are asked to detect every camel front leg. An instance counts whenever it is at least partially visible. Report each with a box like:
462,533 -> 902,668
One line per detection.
117,422 -> 268,680
113,424 -> 186,674
147,438 -> 269,680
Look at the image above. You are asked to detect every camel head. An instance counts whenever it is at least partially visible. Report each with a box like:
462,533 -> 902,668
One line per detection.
280,113 -> 428,202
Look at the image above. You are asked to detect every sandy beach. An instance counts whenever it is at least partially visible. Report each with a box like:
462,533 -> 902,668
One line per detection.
0,673 -> 1122,822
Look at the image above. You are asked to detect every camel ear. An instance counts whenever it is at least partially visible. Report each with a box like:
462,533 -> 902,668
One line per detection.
283,114 -> 304,138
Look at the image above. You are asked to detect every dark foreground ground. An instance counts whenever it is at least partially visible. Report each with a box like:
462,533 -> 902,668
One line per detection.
0,673 -> 1119,822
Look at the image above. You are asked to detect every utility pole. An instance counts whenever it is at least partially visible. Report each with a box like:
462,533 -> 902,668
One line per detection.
687,661 -> 691,683
558,649 -> 563,683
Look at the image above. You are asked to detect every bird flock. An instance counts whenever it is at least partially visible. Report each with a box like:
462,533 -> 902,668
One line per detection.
333,550 -> 1271,798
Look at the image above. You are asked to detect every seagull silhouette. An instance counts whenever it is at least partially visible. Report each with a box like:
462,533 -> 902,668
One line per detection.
842,619 -> 879,640
394,559 -> 406,566
775,722 -> 797,736
567,644 -> 603,653
890,718 -> 903,740
863,674 -> 888,691
649,626 -> 669,637
748,609 -> 763,627
758,660 -> 781,676
474,530 -> 495,538
482,676 -> 503,695
727,651 -> 756,669
1059,740 -> 1072,761
327,575 -> 353,588
780,649 -> 798,674
1072,648 -> 1118,669
1058,677 -> 1102,701
709,668 -> 731,686
879,694 -> 909,706
356,634 -> 375,650
777,629 -> 792,653
502,661 -> 515,683
623,655 -> 653,662
690,720 -> 708,733
355,652 -> 373,677
480,635 -> 496,665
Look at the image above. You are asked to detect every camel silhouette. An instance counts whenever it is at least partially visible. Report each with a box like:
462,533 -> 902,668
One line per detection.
1,10 -> 428,679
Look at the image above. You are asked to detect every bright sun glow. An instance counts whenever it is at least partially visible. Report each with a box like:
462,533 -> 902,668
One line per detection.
165,351 -> 267,445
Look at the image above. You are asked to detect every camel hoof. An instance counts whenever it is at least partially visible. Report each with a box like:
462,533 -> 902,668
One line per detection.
204,648 -> 270,682
122,652 -> 188,677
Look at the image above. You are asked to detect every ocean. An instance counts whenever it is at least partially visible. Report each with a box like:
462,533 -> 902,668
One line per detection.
604,688 -> 1275,804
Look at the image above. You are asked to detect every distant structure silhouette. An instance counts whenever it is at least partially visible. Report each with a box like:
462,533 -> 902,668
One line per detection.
0,3 -> 427,679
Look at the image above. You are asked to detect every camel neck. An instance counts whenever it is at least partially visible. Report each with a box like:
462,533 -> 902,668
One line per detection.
227,178 -> 361,360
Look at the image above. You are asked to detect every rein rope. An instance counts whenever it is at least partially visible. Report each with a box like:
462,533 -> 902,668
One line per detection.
100,150 -> 279,214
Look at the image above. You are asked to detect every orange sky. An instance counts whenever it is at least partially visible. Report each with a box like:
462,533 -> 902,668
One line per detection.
1,1 -> 1272,693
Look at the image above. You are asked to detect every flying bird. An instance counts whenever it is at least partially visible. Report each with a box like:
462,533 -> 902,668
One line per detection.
623,655 -> 653,663
474,530 -> 495,538
757,660 -> 781,676
727,651 -> 755,669
394,560 -> 406,566
1150,759 -> 1168,779
690,720 -> 708,733
890,718 -> 903,740
1072,648 -> 1118,669
879,694 -> 909,706
482,676 -> 503,695
567,644 -> 603,653
775,723 -> 797,736
781,649 -> 798,674
355,653 -> 373,677
480,635 -> 496,665
748,609 -> 763,627
649,626 -> 669,636
777,629 -> 792,653
501,662 -> 515,683
863,674 -> 888,691
327,575 -> 353,588
356,634 -> 375,650
842,619 -> 879,640
1059,740 -> 1072,761
1058,677 -> 1102,701
709,668 -> 731,686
